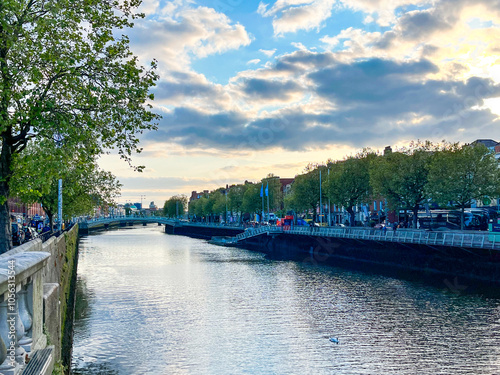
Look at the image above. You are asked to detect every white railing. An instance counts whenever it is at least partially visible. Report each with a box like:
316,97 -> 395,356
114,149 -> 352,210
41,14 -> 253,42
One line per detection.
0,252 -> 51,374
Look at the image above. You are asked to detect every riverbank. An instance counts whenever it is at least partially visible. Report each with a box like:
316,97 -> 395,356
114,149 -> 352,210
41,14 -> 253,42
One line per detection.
162,223 -> 500,289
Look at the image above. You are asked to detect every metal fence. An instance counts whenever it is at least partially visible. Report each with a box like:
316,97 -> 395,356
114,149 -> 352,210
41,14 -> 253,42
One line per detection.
234,225 -> 500,251
78,217 -> 500,251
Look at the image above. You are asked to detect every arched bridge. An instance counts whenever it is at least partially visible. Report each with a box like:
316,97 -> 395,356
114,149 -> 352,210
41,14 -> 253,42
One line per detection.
78,216 -> 177,234
77,217 -> 245,238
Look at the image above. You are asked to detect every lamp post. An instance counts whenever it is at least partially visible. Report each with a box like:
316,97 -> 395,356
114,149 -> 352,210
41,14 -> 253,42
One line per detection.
319,169 -> 322,225
54,132 -> 64,231
327,168 -> 330,226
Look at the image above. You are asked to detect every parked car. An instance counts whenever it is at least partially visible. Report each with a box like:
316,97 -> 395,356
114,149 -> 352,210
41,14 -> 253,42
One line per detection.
12,223 -> 25,246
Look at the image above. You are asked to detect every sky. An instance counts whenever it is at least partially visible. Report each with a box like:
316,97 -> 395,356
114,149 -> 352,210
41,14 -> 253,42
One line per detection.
99,0 -> 500,206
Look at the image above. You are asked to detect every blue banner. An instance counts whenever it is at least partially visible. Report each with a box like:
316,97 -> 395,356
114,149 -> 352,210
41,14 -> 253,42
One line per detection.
260,183 -> 263,197
265,183 -> 269,197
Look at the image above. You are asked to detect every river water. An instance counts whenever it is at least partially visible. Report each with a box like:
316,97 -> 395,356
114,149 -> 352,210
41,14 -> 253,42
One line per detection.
71,226 -> 500,374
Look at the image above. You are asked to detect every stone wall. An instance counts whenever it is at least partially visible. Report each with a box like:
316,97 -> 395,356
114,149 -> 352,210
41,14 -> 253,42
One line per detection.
0,225 -> 79,372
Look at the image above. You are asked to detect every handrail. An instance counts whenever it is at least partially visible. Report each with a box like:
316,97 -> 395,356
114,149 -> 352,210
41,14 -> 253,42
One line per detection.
79,217 -> 500,251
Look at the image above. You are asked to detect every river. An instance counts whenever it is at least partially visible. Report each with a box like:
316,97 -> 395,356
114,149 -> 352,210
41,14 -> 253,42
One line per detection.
71,226 -> 500,374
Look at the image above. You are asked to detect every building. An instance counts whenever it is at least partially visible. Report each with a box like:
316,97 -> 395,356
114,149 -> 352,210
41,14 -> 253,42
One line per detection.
472,139 -> 498,152
279,178 -> 295,196
472,139 -> 500,161
7,197 -> 44,218
189,190 -> 209,203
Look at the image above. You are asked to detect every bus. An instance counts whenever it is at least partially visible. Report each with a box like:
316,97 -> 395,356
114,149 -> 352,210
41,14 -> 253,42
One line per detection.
417,209 -> 489,231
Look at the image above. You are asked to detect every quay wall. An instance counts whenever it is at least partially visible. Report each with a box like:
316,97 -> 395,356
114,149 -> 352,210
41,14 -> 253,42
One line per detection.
242,233 -> 500,283
165,224 -> 244,239
166,226 -> 500,286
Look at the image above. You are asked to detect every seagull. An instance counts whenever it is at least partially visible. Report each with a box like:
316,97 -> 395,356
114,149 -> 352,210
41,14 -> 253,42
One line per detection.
329,337 -> 339,344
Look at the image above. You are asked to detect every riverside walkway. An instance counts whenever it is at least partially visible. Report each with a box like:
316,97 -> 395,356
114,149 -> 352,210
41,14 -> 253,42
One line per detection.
79,217 -> 500,252
233,225 -> 500,251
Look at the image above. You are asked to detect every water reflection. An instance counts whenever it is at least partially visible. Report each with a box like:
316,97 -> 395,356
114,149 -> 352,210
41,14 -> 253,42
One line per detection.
72,227 -> 500,374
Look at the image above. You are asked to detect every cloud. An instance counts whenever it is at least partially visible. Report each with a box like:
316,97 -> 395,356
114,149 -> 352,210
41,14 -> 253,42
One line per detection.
258,0 -> 337,36
240,78 -> 302,100
118,176 -> 231,199
134,1 -> 500,160
339,0 -> 433,26
146,53 -> 500,152
259,48 -> 277,57
247,59 -> 261,65
129,4 -> 251,70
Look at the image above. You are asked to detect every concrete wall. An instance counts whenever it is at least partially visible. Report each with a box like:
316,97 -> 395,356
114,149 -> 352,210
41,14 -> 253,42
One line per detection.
166,224 -> 244,239
238,232 -> 500,285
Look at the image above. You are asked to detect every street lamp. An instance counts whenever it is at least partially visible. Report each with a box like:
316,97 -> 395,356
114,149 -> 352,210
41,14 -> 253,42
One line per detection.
319,169 -> 322,225
54,132 -> 64,231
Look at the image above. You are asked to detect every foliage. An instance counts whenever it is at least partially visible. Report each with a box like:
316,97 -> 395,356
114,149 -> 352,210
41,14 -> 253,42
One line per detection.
211,191 -> 227,216
0,0 -> 159,250
242,183 -> 262,215
163,195 -> 187,218
427,143 -> 500,229
261,174 -> 283,212
194,196 -> 206,218
228,184 -> 247,217
370,141 -> 435,228
287,167 -> 324,220
10,141 -> 121,227
325,151 -> 375,226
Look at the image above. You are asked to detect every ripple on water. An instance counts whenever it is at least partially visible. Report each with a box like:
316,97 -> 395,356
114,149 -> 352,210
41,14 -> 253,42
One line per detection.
72,227 -> 500,375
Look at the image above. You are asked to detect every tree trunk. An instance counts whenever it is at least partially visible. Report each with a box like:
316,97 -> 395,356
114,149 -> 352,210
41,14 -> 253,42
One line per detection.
46,211 -> 54,232
412,205 -> 419,229
0,195 -> 12,253
0,139 -> 13,253
347,207 -> 355,227
461,205 -> 465,231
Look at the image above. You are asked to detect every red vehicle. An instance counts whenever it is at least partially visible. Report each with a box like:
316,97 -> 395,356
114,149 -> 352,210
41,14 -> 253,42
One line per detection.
277,215 -> 294,230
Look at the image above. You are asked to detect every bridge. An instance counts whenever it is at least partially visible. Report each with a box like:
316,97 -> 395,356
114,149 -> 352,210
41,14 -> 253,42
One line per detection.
79,217 -> 500,252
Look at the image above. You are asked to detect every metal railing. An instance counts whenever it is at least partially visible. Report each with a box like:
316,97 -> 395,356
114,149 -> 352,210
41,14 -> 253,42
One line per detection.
276,226 -> 500,251
78,217 -> 500,251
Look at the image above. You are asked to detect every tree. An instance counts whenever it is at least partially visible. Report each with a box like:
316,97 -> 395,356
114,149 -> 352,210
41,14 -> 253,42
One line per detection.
201,195 -> 215,221
427,143 -> 500,230
242,183 -> 262,218
261,174 -> 283,213
188,199 -> 198,219
211,191 -> 226,220
195,196 -> 207,219
228,184 -> 247,222
370,141 -> 435,228
163,195 -> 187,218
0,1 -> 159,250
288,166 -> 324,221
10,140 -> 121,228
326,151 -> 375,226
